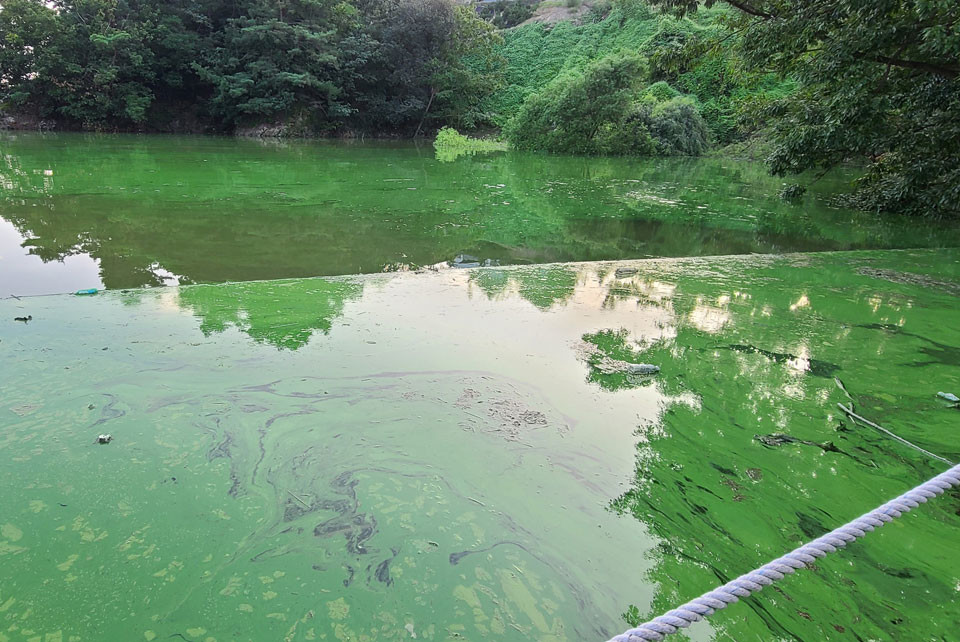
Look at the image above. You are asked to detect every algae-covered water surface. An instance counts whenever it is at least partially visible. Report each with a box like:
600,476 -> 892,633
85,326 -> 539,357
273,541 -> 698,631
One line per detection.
2,133 -> 959,296
2,247 -> 959,641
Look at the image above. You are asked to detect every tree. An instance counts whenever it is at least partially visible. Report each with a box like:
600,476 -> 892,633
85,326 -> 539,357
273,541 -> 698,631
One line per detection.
428,7 -> 504,131
650,0 -> 960,218
0,0 -> 58,103
506,54 -> 650,154
0,0 -> 500,135
505,53 -> 708,156
347,0 -> 503,133
1,0 -> 205,129
193,0 -> 360,131
642,95 -> 709,155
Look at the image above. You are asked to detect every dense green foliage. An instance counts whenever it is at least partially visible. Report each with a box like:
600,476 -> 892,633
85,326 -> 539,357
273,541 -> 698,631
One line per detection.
503,53 -> 708,155
483,2 -> 791,147
3,0 -> 957,215
0,0 -> 207,128
650,0 -> 960,218
0,0 -> 502,133
505,54 -> 653,155
193,0 -> 357,132
0,0 -> 786,146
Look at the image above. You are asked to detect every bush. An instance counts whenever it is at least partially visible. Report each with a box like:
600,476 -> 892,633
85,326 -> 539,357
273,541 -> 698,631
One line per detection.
484,6 -> 794,145
433,126 -> 506,161
643,96 -> 709,155
640,80 -> 681,103
504,54 -> 708,156
505,54 -> 650,155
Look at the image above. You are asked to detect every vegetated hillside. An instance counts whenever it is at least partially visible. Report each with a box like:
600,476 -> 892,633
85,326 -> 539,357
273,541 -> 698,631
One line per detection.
4,0 -> 954,217
481,0 -> 794,147
0,0 -> 504,136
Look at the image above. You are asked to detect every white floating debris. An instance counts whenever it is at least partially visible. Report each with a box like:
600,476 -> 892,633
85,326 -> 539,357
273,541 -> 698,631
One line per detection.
625,363 -> 660,375
937,392 -> 959,403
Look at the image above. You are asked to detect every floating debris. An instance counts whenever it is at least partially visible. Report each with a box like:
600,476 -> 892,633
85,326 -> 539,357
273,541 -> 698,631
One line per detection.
14,315 -> 32,323
449,254 -> 500,269
937,391 -> 959,403
755,433 -> 839,453
286,490 -> 311,508
837,403 -> 952,464
857,267 -> 960,296
614,267 -> 638,278
576,338 -> 660,376
75,288 -> 99,296
624,363 -> 660,375
97,434 -> 113,444
724,343 -> 839,378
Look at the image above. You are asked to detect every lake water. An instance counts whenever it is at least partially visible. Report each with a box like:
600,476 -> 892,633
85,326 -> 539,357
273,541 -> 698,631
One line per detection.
0,133 -> 955,296
1,135 -> 959,642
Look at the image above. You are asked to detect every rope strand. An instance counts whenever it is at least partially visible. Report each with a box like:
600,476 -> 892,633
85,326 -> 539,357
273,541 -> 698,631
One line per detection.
609,462 -> 960,642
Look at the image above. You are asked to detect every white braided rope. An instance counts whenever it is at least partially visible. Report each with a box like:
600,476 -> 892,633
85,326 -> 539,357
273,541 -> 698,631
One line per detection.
609,462 -> 960,642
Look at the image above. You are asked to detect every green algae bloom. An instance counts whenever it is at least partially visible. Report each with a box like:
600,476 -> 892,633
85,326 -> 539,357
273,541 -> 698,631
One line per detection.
2,249 -> 958,641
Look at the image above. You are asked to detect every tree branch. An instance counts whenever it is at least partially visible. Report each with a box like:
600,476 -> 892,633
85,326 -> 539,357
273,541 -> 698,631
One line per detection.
724,0 -> 775,19
872,55 -> 957,78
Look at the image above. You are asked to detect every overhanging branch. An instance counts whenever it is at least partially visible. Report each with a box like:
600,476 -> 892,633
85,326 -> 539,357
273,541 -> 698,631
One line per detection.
872,55 -> 958,78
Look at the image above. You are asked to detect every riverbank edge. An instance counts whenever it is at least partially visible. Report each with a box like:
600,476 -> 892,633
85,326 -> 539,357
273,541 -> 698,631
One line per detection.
4,247 -> 952,301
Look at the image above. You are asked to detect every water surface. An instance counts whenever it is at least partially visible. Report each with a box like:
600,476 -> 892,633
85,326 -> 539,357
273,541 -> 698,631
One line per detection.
2,249 -> 958,641
1,133 -> 956,295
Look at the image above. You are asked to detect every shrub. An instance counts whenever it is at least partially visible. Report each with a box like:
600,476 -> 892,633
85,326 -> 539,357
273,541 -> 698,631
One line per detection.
640,80 -> 681,103
484,6 -> 794,145
504,54 -> 650,155
642,96 -> 709,155
504,53 -> 708,156
433,126 -> 506,161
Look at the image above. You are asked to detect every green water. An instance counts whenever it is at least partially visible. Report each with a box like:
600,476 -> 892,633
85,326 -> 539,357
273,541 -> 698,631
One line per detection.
2,133 -> 958,296
2,249 -> 959,641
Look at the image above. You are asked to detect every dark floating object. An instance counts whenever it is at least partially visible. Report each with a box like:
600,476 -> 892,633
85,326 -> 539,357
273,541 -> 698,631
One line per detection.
615,267 -> 638,278
724,343 -> 840,378
449,254 -> 500,269
838,402 -> 952,464
755,432 -> 839,453
14,315 -> 32,323
97,434 -> 113,444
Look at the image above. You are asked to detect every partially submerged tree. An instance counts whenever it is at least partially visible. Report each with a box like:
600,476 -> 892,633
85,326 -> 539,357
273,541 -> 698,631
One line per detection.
650,0 -> 960,217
